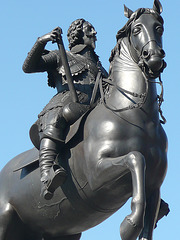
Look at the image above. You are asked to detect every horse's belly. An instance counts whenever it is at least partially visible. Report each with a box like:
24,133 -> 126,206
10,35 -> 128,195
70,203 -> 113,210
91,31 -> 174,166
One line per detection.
1,163 -> 117,237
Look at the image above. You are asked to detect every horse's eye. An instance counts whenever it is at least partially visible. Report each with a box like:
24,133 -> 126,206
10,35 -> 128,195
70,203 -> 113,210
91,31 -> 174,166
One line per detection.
132,26 -> 141,36
156,26 -> 163,36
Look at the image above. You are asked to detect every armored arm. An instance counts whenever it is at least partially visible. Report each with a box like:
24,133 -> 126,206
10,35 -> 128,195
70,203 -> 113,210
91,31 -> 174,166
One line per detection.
22,28 -> 62,73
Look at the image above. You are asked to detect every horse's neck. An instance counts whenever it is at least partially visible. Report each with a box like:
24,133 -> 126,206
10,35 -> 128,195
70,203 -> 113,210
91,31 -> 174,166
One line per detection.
111,37 -> 146,92
108,37 -> 158,112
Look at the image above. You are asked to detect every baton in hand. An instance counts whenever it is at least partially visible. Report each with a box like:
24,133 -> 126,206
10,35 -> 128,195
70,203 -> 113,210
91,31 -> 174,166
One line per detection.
54,27 -> 79,103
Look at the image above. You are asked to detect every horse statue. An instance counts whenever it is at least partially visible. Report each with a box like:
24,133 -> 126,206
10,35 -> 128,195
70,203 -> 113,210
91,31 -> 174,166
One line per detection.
0,1 -> 169,239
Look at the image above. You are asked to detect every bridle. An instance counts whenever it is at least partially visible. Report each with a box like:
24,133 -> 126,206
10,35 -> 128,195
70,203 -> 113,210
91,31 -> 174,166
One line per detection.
128,30 -> 166,79
95,35 -> 167,124
128,35 -> 166,124
149,75 -> 166,124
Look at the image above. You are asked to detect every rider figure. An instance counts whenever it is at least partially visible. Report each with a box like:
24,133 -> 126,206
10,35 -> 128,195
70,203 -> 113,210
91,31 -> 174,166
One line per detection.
23,19 -> 108,200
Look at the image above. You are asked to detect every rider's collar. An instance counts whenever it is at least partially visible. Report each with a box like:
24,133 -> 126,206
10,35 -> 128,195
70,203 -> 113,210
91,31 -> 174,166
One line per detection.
70,44 -> 88,54
70,44 -> 99,62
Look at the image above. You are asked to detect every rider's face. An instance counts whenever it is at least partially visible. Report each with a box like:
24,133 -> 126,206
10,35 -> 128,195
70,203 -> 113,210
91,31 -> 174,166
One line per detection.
82,22 -> 97,49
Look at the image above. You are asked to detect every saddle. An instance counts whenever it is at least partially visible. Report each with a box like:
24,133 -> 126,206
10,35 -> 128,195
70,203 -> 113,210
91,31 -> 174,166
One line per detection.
14,108 -> 92,172
29,88 -> 92,149
30,102 -> 93,149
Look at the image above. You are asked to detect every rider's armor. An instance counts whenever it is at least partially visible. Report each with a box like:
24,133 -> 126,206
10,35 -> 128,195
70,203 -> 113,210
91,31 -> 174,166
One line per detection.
23,39 -> 108,200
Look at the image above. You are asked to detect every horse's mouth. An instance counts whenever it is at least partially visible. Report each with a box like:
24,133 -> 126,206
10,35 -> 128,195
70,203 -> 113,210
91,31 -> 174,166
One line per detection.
140,57 -> 166,78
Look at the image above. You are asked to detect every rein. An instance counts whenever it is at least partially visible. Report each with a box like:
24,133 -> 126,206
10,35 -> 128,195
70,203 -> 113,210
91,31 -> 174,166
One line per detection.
148,74 -> 166,124
98,72 -> 166,124
99,72 -> 148,113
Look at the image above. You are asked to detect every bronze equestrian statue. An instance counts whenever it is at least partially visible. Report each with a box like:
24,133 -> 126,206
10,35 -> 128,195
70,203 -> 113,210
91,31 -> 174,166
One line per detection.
0,1 -> 169,239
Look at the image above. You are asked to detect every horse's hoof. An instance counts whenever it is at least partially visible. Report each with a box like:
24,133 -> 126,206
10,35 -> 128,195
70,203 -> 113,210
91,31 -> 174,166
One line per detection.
120,216 -> 142,240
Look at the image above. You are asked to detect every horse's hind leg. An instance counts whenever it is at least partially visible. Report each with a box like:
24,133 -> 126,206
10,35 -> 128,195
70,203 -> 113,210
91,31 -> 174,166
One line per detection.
0,202 -> 14,239
139,189 -> 160,240
139,190 -> 170,240
0,202 -> 25,240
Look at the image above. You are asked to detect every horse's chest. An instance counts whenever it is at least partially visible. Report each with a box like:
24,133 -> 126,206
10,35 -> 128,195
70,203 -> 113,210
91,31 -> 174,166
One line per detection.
98,112 -> 166,156
88,104 -> 167,156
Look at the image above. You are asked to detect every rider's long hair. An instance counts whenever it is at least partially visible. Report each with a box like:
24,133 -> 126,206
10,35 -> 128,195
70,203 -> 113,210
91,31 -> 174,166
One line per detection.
67,18 -> 86,50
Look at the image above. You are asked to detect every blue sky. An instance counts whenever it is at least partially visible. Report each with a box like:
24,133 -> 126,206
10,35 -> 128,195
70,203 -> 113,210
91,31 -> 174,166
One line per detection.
1,0 -> 179,239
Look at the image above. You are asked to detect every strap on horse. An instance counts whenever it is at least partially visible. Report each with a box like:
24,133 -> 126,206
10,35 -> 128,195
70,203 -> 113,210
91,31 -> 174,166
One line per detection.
90,70 -> 102,106
99,74 -> 148,113
149,74 -> 167,124
97,72 -> 166,124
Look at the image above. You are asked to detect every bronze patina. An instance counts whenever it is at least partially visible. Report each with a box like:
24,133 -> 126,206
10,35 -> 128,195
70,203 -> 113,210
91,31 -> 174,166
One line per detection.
0,1 -> 169,240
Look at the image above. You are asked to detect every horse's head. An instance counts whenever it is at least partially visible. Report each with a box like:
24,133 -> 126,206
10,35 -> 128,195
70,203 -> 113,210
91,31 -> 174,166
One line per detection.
117,0 -> 166,78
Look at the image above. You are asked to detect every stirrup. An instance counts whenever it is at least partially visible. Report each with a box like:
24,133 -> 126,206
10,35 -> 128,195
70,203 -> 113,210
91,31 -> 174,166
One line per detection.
46,165 -> 67,192
41,185 -> 54,200
40,165 -> 67,200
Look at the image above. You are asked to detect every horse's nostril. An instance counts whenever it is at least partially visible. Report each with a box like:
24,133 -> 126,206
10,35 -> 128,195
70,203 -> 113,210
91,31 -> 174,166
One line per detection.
160,49 -> 165,57
142,50 -> 149,58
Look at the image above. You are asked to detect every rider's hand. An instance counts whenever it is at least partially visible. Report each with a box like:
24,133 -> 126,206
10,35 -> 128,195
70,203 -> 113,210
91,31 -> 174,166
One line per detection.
38,27 -> 62,44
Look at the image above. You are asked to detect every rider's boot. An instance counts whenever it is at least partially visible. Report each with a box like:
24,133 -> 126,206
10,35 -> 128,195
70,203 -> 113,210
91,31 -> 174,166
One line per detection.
39,138 -> 67,200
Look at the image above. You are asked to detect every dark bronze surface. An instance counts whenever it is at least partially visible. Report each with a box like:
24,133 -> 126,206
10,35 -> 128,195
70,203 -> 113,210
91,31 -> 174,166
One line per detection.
0,1 -> 169,239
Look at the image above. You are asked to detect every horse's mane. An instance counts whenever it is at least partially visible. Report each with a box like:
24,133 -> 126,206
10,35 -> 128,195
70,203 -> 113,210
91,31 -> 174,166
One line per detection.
109,8 -> 164,63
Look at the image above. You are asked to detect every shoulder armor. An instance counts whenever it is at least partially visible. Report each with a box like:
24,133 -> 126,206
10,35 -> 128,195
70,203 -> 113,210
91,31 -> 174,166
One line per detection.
58,51 -> 87,76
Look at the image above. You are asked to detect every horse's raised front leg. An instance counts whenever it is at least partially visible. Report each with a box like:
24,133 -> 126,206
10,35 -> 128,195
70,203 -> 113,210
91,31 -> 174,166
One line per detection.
119,152 -> 146,240
84,140 -> 146,240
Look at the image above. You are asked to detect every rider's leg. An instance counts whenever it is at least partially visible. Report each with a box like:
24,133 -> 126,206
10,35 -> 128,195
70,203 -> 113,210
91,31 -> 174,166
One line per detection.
38,107 -> 68,200
39,137 -> 67,200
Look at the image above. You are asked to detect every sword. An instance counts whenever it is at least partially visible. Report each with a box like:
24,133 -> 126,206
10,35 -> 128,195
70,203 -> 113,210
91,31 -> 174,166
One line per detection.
54,27 -> 79,103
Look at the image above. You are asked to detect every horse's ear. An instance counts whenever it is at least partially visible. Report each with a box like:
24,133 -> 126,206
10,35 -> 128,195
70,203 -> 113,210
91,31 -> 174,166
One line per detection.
124,5 -> 133,18
153,0 -> 163,14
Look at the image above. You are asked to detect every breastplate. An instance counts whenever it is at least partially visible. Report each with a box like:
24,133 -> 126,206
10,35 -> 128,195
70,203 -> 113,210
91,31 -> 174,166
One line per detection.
58,51 -> 99,85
